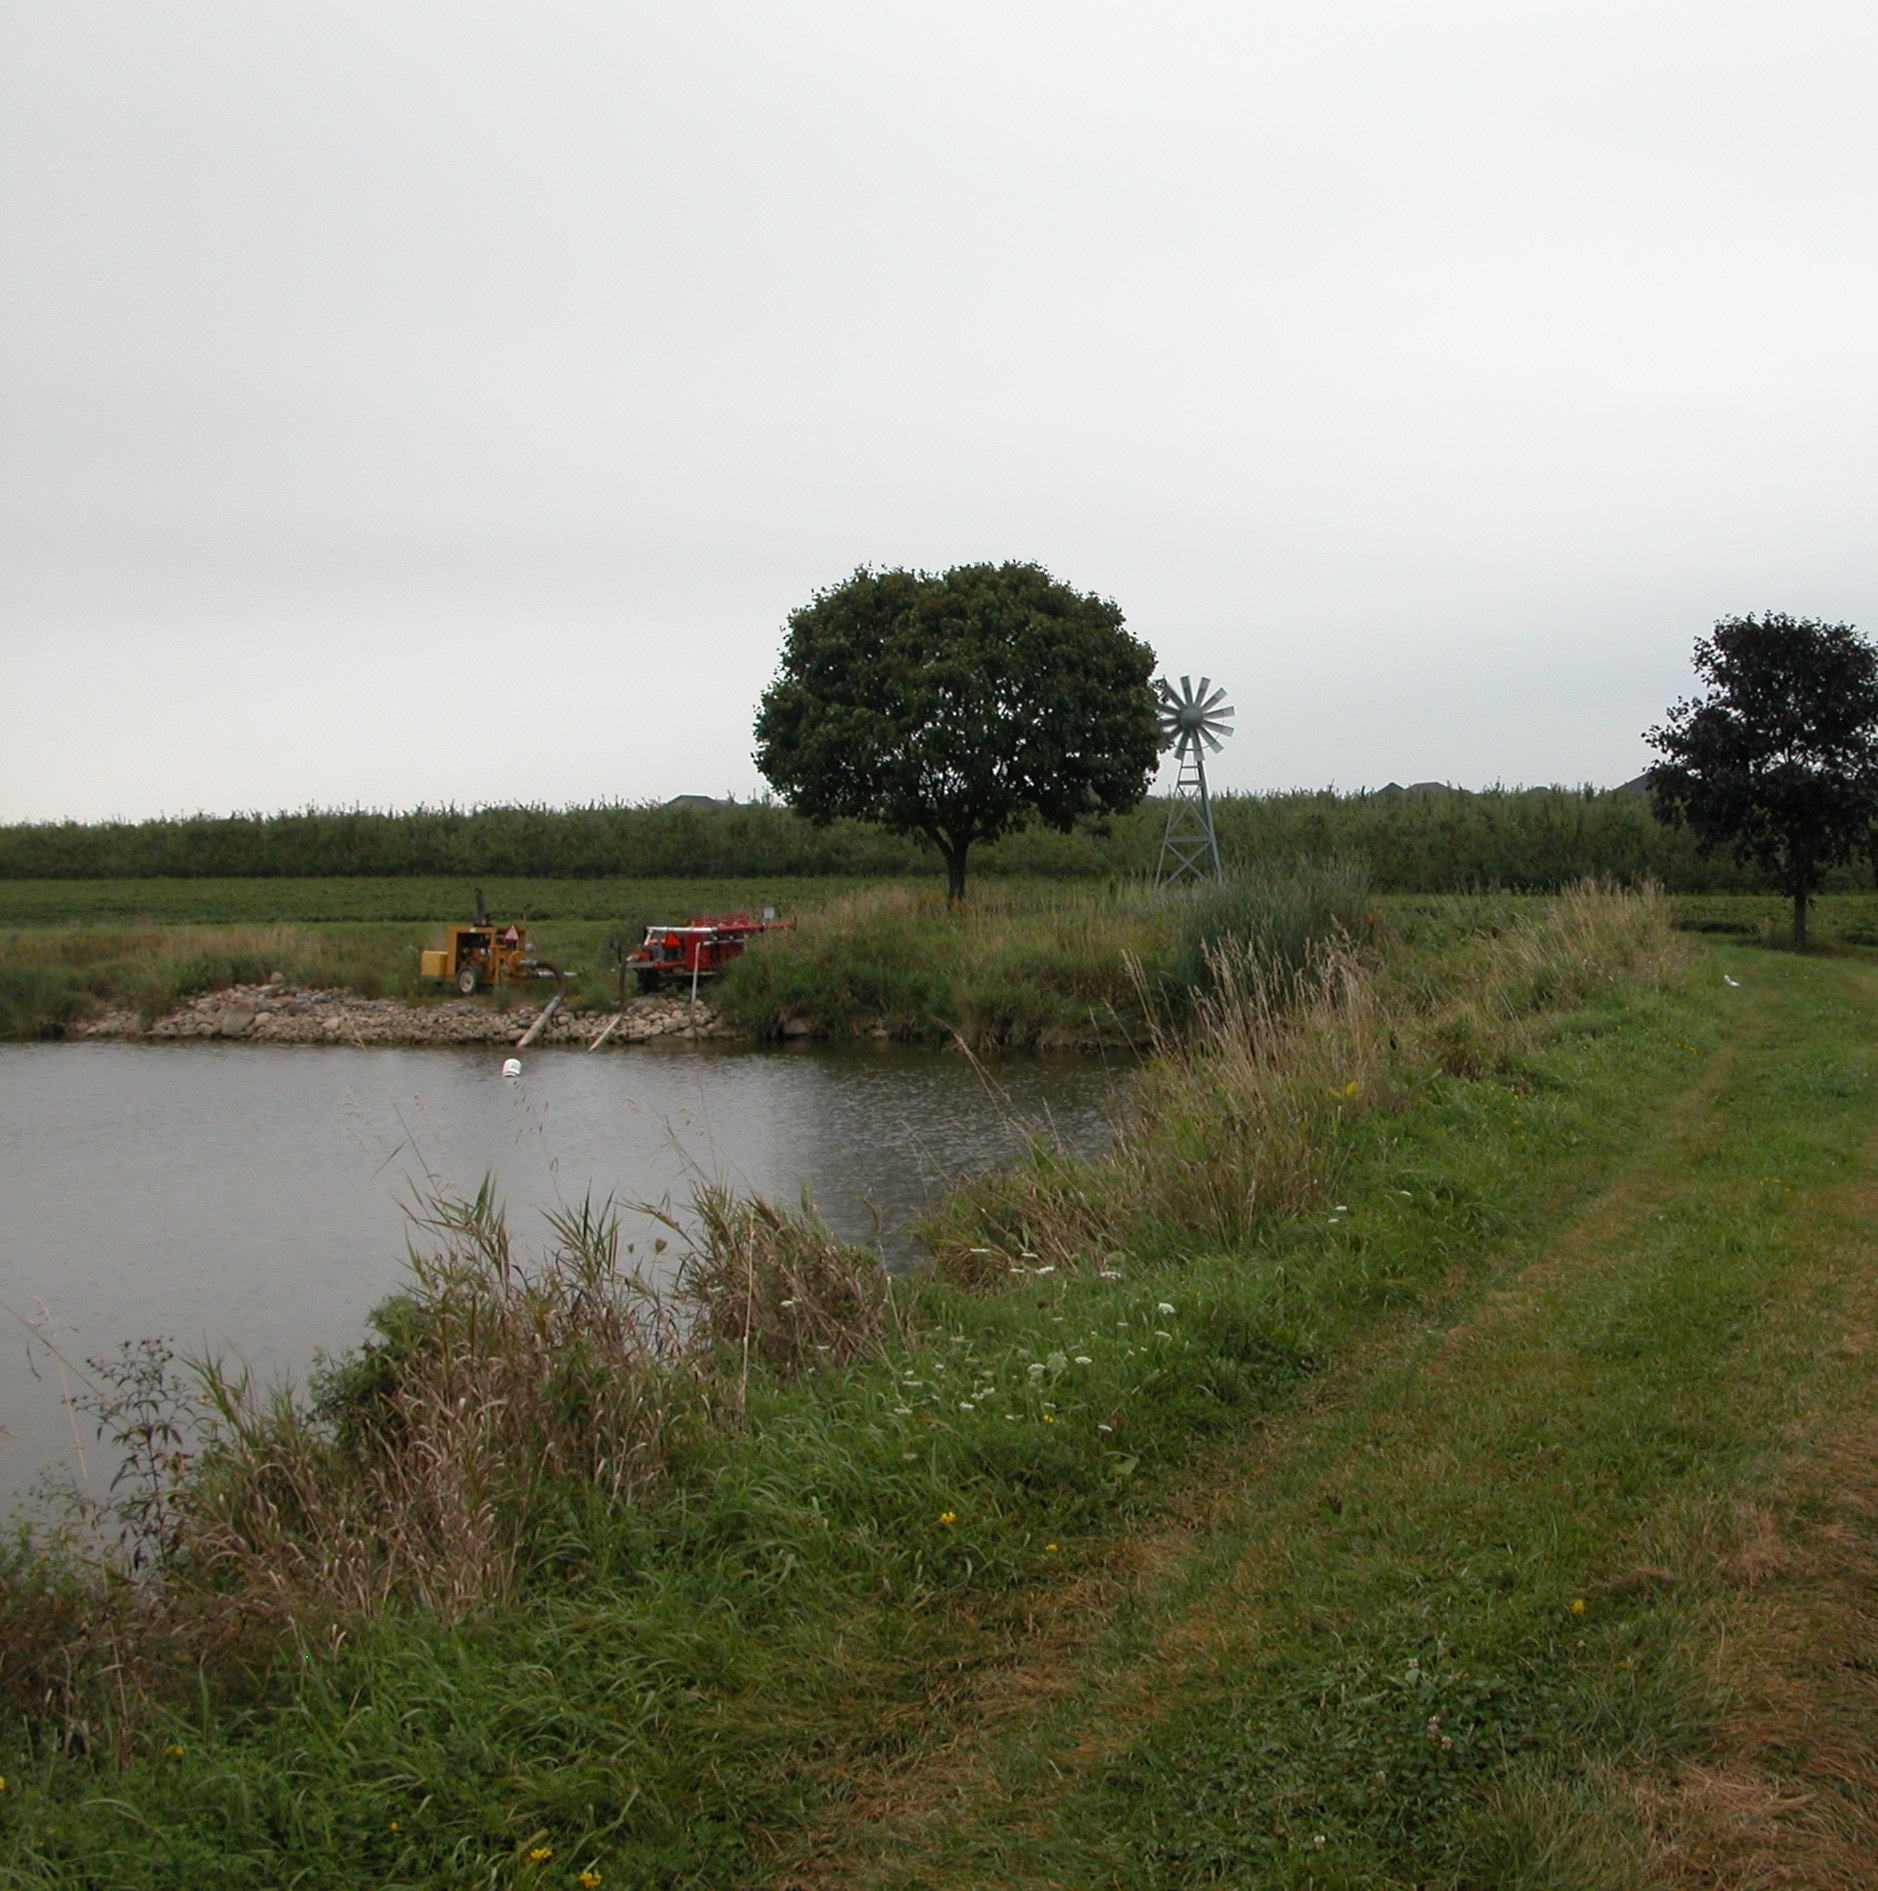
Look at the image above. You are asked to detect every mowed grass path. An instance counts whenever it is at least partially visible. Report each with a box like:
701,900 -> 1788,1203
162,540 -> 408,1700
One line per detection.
781,947 -> 1878,1890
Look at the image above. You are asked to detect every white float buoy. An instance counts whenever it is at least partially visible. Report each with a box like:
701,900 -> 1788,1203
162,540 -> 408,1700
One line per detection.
501,1057 -> 522,1079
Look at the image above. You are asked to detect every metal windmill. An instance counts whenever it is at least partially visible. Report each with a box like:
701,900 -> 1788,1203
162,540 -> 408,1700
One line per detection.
1153,674 -> 1234,888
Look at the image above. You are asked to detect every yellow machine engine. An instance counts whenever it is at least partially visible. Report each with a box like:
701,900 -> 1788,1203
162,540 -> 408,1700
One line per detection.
419,898 -> 565,998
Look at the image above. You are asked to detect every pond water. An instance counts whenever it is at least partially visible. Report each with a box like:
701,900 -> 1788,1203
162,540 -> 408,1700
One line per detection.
0,1040 -> 1125,1506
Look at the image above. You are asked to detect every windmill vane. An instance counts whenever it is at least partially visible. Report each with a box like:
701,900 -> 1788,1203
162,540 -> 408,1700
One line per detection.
1153,671 -> 1234,888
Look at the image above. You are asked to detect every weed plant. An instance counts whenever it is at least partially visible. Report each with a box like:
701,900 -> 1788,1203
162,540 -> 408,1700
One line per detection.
0,884 -> 1696,1889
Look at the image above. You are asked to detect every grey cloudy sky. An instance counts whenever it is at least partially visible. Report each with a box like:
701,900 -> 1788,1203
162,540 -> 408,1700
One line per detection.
5,1 -> 1876,822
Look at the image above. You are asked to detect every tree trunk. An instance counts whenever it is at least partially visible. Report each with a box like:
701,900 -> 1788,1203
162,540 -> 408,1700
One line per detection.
942,840 -> 969,902
1793,886 -> 1809,951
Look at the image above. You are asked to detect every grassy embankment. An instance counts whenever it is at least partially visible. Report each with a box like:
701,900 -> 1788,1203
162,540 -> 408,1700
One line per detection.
11,868 -> 1878,1044
0,876 -> 860,1038
12,887 -> 1878,1884
0,871 -> 1367,1047
0,877 -> 1170,1043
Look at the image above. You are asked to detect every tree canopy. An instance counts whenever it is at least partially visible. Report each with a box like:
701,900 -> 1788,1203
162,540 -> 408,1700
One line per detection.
753,562 -> 1162,898
1646,612 -> 1878,947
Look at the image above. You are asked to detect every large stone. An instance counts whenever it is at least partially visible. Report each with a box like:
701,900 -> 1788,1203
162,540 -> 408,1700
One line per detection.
219,1005 -> 257,1038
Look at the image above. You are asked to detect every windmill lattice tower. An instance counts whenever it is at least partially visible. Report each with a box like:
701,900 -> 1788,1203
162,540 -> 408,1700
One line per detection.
1154,674 -> 1234,889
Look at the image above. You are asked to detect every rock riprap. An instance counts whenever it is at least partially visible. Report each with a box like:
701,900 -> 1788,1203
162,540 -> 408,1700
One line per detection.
78,986 -> 730,1047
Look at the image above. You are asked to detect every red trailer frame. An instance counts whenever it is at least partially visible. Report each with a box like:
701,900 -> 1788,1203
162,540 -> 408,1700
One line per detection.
627,912 -> 791,992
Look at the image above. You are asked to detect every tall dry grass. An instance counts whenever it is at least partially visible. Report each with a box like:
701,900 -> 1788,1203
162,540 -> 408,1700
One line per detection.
926,882 -> 1682,1282
677,1188 -> 900,1384
179,1187 -> 693,1623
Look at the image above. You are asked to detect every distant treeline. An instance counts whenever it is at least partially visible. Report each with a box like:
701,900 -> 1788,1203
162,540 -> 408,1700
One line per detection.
0,789 -> 1863,893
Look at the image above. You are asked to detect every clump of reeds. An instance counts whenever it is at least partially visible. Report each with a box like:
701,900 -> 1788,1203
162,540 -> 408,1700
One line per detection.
677,1188 -> 897,1381
166,1185 -> 692,1624
4,1173 -> 894,1692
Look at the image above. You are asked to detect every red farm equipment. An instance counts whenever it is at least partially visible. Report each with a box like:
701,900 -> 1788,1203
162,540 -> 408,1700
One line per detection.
626,911 -> 791,994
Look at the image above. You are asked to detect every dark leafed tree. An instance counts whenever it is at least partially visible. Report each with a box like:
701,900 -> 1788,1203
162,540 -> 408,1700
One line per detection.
1646,613 -> 1878,948
754,562 -> 1162,899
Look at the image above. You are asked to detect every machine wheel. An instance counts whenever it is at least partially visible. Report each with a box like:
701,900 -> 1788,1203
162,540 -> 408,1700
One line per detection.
456,962 -> 481,996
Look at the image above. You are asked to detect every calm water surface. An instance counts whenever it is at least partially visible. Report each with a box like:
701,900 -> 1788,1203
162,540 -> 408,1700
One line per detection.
0,1040 -> 1123,1503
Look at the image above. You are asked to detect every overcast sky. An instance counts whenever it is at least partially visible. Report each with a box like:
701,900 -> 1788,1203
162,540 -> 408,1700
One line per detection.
5,1 -> 1876,823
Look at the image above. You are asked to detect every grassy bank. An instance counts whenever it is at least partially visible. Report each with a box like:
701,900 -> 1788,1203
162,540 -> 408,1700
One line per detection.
0,881 -> 877,1040
807,937 -> 1878,1889
0,885 -> 1765,1890
0,881 -> 1150,1044
9,877 -> 1878,1046
0,872 -> 1364,1047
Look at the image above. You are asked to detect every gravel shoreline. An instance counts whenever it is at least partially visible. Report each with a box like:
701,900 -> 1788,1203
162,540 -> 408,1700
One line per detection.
75,982 -> 734,1047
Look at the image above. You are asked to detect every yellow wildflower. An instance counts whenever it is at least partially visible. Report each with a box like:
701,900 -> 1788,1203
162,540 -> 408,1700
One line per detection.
1045,1543 -> 1059,1553
388,1820 -> 399,1832
938,1511 -> 957,1525
164,1745 -> 185,1760
1570,1598 -> 1586,1615
579,1873 -> 603,1890
529,1845 -> 554,1863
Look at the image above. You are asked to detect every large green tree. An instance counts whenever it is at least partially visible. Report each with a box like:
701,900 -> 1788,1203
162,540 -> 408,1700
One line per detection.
754,562 -> 1162,899
1646,612 -> 1878,948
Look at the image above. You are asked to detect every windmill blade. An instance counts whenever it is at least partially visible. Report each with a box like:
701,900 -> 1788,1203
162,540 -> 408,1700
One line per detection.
1179,674 -> 1193,702
1193,677 -> 1211,705
1200,686 -> 1229,713
1203,730 -> 1224,753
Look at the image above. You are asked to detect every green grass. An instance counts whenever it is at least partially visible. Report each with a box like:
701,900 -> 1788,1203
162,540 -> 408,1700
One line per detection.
780,946 -> 1878,1887
3,888 -> 1777,1891
0,874 -> 884,927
